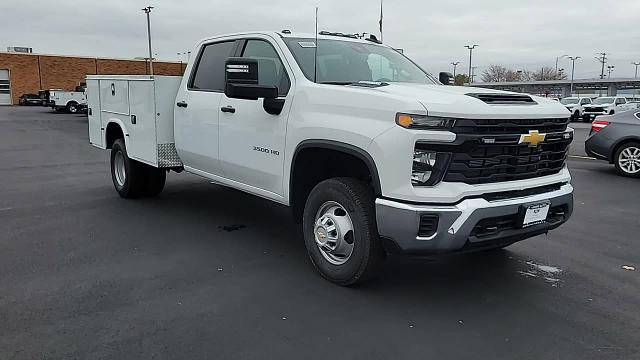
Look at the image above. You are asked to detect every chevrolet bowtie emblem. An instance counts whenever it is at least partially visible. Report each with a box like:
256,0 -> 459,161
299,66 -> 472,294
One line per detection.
519,130 -> 546,147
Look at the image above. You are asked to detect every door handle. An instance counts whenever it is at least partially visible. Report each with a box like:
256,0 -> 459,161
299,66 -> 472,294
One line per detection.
176,101 -> 188,108
220,106 -> 236,113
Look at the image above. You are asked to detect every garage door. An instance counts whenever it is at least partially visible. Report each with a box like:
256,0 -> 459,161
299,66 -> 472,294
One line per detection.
0,70 -> 11,105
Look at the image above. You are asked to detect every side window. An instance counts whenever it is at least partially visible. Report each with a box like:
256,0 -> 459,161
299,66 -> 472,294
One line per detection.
241,39 -> 290,96
615,98 -> 625,105
190,41 -> 236,91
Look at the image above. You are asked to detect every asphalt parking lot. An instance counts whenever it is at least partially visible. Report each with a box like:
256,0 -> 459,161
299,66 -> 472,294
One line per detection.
1,106 -> 639,360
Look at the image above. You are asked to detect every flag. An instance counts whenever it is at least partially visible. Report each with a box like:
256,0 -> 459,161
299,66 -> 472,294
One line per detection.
379,0 -> 383,35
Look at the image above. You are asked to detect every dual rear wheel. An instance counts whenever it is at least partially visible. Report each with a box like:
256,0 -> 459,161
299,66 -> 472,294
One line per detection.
110,138 -> 166,198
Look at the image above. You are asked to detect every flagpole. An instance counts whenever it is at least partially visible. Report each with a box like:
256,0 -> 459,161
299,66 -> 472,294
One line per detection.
379,0 -> 383,42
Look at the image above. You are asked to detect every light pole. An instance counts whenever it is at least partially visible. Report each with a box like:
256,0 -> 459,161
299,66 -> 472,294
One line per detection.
633,62 -> 640,79
142,6 -> 154,75
556,55 -> 568,76
567,56 -> 580,95
607,65 -> 615,79
464,44 -> 478,83
450,61 -> 460,78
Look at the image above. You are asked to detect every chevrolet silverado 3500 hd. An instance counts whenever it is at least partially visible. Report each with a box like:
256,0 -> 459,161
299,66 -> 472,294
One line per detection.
87,31 -> 574,285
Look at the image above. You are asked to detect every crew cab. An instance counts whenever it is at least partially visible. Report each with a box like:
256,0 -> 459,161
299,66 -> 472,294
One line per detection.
87,31 -> 574,285
583,96 -> 635,119
560,96 -> 592,122
50,86 -> 86,113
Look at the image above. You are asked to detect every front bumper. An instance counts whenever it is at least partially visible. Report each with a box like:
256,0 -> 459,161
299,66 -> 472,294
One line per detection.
375,184 -> 573,255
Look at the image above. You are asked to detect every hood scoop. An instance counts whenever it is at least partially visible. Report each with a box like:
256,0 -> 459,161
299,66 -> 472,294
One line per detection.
466,93 -> 537,105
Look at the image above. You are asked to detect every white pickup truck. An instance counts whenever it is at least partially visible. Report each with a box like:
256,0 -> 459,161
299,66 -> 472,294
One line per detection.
87,31 -> 574,285
583,96 -> 636,119
50,87 -> 86,113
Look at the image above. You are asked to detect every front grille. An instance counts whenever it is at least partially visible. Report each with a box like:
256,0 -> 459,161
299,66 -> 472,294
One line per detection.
585,107 -> 604,112
452,118 -> 569,135
444,138 -> 570,184
418,214 -> 439,238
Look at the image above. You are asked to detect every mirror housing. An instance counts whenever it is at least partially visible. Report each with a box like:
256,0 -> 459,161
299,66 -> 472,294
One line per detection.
439,72 -> 454,85
225,57 -> 278,100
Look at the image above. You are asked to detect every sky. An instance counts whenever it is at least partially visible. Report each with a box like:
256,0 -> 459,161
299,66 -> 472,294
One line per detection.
2,0 -> 639,81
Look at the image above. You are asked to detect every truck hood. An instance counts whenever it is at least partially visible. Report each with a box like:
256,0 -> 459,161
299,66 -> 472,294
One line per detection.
368,83 -> 570,118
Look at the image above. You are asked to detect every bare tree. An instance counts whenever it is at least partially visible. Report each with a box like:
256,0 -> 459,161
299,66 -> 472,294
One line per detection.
481,65 -> 524,82
531,66 -> 568,81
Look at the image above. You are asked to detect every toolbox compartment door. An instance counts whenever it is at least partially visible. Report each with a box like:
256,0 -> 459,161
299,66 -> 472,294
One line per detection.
127,80 -> 158,166
87,80 -> 103,148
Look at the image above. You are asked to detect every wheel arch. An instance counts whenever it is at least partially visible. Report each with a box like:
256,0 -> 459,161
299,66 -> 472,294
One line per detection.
104,120 -> 128,149
289,140 -> 382,223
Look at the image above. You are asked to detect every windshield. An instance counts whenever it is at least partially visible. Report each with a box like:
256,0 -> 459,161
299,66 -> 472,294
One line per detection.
560,98 -> 579,105
593,97 -> 614,105
283,37 -> 438,84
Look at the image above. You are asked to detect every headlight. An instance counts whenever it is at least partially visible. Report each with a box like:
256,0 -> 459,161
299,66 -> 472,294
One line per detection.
411,149 -> 451,186
396,113 -> 456,130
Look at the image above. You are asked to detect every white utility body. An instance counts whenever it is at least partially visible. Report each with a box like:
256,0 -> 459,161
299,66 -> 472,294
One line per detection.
87,31 -> 574,286
50,89 -> 87,113
87,75 -> 182,167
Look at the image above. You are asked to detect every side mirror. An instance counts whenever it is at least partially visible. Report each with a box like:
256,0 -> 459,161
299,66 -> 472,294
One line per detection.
439,72 -> 454,86
225,57 -> 278,100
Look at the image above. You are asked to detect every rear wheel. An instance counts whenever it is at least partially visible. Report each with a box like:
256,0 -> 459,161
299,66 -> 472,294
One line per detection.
144,167 -> 166,197
110,139 -> 148,198
67,102 -> 78,114
302,178 -> 385,286
573,110 -> 580,121
614,142 -> 640,178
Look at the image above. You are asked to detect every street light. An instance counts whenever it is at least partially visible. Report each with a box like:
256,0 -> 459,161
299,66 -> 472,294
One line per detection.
607,65 -> 615,79
464,44 -> 478,83
567,56 -> 581,95
450,61 -> 460,77
556,55 -> 568,75
633,62 -> 640,79
142,6 -> 154,75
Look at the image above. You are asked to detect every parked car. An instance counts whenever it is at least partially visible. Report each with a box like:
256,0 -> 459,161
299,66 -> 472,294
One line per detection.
86,31 -> 574,285
585,110 -> 640,177
560,97 -> 592,121
19,93 -> 44,106
583,96 -> 636,119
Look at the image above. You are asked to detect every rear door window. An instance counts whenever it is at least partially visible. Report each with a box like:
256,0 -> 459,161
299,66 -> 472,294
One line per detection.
189,41 -> 237,92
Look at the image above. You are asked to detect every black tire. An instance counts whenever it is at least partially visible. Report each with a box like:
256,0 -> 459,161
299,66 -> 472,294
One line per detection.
582,114 -> 590,123
143,167 -> 166,197
613,142 -> 640,178
302,178 -> 385,286
609,110 -> 615,115
67,102 -> 78,114
573,110 -> 580,121
110,139 -> 148,198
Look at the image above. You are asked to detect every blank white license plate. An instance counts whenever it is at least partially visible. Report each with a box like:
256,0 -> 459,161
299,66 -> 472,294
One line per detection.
522,202 -> 550,227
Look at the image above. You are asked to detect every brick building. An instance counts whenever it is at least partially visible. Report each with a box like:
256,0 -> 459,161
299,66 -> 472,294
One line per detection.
0,52 -> 186,105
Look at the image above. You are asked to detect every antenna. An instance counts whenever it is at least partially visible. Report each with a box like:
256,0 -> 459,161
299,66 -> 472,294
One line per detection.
314,7 -> 319,83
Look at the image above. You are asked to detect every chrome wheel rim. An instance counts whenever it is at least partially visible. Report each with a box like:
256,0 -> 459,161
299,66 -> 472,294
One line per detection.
114,151 -> 126,186
314,201 -> 355,265
69,105 -> 77,113
619,146 -> 640,174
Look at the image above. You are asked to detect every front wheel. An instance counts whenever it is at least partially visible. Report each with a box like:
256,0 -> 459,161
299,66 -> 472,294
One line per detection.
614,142 -> 640,178
302,178 -> 385,286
